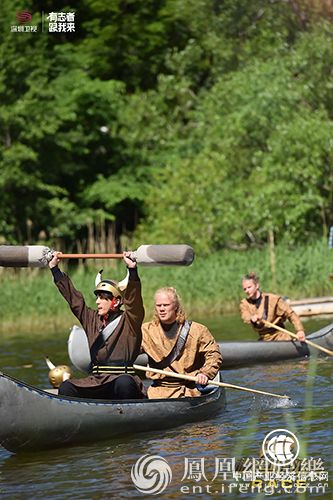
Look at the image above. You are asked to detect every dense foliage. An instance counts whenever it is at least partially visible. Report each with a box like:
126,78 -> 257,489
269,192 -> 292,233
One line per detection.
1,0 -> 333,254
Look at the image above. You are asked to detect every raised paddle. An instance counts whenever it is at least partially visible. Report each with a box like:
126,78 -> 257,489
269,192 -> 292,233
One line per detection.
0,244 -> 194,268
263,320 -> 333,356
133,364 -> 290,399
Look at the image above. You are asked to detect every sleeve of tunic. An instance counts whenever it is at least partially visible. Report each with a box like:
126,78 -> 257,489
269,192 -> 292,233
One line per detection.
239,299 -> 252,324
55,273 -> 96,333
123,268 -> 145,338
196,326 -> 222,379
276,297 -> 304,332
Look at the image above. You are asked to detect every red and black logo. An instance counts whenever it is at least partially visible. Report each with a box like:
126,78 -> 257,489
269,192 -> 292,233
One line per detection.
16,11 -> 32,23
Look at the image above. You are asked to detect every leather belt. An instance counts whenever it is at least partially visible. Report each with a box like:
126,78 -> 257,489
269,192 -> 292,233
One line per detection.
92,365 -> 135,375
151,378 -> 195,388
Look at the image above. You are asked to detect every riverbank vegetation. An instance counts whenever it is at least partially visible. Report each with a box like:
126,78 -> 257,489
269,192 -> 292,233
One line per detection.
1,2 -> 333,333
1,240 -> 332,334
1,1 -> 333,255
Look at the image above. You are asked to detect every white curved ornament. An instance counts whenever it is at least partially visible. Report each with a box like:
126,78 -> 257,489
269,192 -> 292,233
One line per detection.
45,357 -> 56,370
118,270 -> 129,291
95,269 -> 103,286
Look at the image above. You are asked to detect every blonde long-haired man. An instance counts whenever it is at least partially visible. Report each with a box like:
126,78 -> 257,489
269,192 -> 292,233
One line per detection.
141,287 -> 222,399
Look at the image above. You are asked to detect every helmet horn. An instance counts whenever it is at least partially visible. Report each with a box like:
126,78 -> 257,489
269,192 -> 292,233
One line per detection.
95,269 -> 103,287
118,270 -> 129,291
45,356 -> 56,370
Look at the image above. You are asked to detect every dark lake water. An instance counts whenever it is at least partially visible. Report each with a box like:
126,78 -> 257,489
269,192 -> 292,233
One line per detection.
0,316 -> 332,499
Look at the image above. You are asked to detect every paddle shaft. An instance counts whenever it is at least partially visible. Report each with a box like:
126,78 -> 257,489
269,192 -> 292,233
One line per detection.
263,320 -> 333,356
58,244 -> 195,266
59,253 -> 122,259
133,364 -> 289,399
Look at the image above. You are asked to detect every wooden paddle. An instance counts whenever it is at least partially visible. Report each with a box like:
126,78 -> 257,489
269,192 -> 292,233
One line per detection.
263,320 -> 333,356
0,244 -> 194,267
133,364 -> 290,399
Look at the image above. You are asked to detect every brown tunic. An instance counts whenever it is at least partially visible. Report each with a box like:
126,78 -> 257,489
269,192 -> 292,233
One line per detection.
56,272 -> 146,395
141,321 -> 222,398
239,292 -> 304,341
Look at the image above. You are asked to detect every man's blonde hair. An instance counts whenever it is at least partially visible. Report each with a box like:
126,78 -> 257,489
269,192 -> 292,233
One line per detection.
242,271 -> 260,285
152,286 -> 186,325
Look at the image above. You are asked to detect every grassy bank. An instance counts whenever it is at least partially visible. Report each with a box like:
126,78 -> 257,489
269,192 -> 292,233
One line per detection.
0,240 -> 332,334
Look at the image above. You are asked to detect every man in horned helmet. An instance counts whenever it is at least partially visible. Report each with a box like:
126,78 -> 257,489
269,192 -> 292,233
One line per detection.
48,251 -> 146,399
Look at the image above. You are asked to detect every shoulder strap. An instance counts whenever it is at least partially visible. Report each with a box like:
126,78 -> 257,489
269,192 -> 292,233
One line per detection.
149,320 -> 192,370
263,295 -> 269,320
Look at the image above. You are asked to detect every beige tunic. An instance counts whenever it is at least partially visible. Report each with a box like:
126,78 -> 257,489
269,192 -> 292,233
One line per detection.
239,292 -> 304,341
141,321 -> 222,398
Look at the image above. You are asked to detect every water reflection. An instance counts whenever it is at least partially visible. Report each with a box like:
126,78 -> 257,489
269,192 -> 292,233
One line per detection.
0,317 -> 332,499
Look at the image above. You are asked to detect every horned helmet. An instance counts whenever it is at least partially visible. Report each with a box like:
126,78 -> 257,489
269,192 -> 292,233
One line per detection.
94,269 -> 129,302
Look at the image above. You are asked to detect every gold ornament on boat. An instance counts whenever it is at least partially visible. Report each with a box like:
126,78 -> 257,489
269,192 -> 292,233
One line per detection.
45,357 -> 73,388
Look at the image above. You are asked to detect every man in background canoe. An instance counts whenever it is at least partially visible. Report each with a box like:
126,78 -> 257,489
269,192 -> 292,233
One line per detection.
141,287 -> 222,398
240,272 -> 306,341
48,251 -> 147,399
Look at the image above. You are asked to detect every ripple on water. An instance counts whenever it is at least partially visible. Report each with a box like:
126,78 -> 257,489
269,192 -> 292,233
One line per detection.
0,329 -> 332,499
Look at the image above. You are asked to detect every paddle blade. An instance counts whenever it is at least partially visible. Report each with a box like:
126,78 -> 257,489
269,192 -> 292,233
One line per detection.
0,245 -> 52,268
134,244 -> 195,266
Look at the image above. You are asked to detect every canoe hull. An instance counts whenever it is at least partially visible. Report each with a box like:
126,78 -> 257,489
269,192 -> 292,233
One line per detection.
134,323 -> 333,369
219,322 -> 333,368
0,372 -> 226,453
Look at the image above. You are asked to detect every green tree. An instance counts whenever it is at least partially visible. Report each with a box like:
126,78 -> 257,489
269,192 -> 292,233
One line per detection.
1,0 -> 332,252
135,21 -> 333,252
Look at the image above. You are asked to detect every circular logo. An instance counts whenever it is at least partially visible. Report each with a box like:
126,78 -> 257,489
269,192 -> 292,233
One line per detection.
262,429 -> 300,466
16,11 -> 32,23
131,454 -> 172,495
